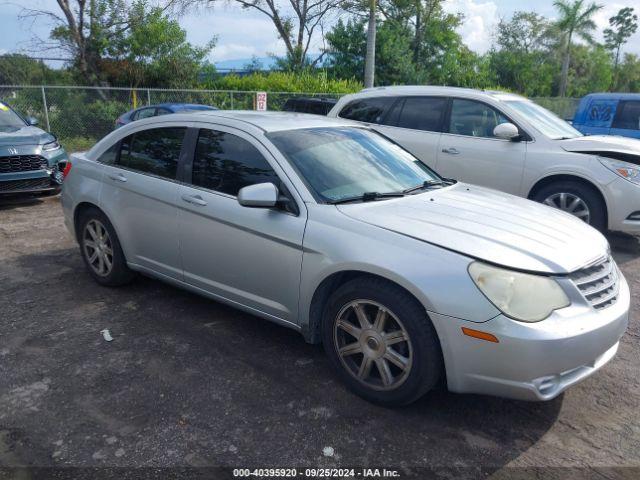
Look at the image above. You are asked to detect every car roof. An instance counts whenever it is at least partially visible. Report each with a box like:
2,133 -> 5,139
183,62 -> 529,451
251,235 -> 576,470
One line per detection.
581,93 -> 640,100
155,103 -> 216,110
285,97 -> 337,103
346,85 -> 527,102
171,110 -> 358,132
133,103 -> 215,111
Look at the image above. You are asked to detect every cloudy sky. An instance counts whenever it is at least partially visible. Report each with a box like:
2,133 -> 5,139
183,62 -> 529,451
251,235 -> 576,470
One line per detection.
1,0 -> 639,64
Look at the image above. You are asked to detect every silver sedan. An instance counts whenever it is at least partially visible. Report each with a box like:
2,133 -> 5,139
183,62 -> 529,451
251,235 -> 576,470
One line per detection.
61,111 -> 629,406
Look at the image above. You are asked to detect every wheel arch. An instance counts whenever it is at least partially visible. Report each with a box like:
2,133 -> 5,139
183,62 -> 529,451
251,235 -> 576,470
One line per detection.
303,270 -> 434,345
527,174 -> 609,227
73,202 -> 128,260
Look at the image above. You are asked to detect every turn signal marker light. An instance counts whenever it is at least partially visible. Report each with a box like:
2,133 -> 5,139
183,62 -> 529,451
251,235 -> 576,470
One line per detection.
461,327 -> 499,343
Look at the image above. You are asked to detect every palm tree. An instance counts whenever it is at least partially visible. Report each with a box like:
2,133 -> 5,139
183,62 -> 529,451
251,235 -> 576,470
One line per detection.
554,0 -> 603,97
364,0 -> 377,88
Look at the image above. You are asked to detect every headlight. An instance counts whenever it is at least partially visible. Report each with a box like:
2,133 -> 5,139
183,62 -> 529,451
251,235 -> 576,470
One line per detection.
468,262 -> 570,322
42,140 -> 61,151
599,158 -> 640,185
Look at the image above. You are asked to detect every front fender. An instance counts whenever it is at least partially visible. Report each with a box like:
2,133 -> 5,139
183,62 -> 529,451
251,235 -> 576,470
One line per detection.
298,205 -> 500,331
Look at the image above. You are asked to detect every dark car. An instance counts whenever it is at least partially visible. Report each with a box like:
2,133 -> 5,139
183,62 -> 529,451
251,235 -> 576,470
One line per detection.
572,93 -> 640,139
115,103 -> 218,128
282,97 -> 337,116
0,100 -> 68,196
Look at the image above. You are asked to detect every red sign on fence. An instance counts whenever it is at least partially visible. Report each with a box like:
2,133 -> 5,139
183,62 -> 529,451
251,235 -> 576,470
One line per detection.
256,91 -> 267,111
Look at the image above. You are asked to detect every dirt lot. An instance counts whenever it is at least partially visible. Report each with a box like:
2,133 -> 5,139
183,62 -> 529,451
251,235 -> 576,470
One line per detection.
1,195 -> 639,479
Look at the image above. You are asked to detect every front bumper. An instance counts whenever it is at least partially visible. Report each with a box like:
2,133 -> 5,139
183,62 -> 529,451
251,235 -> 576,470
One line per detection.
432,272 -> 629,401
0,146 -> 67,195
605,176 -> 640,233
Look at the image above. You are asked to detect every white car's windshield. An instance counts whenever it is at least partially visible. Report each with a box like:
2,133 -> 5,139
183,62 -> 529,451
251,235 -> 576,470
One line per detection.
505,100 -> 582,140
268,127 -> 442,203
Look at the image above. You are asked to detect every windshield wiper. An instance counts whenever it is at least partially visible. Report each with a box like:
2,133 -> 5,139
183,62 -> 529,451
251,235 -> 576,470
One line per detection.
330,191 -> 406,204
402,179 -> 454,194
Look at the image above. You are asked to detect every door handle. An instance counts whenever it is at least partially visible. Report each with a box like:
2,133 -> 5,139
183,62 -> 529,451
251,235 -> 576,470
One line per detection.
441,147 -> 460,155
108,173 -> 127,182
181,194 -> 207,206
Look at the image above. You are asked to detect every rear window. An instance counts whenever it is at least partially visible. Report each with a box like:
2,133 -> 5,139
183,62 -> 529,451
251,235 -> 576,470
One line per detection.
612,101 -> 640,130
338,97 -> 396,124
584,99 -> 616,127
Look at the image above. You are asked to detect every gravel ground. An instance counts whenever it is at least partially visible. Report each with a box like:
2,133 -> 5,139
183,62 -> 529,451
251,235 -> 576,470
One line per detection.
1,195 -> 639,479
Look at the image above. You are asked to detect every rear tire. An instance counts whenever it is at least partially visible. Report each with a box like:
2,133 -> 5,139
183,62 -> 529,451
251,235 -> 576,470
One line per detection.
77,207 -> 135,287
533,180 -> 606,232
321,277 -> 443,407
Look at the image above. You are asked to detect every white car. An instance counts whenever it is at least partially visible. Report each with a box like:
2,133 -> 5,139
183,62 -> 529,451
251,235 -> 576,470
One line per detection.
61,112 -> 628,405
329,86 -> 640,233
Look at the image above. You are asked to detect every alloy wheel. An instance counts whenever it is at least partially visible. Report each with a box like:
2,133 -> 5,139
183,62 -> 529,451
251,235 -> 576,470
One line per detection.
543,192 -> 591,223
333,300 -> 413,391
83,219 -> 114,277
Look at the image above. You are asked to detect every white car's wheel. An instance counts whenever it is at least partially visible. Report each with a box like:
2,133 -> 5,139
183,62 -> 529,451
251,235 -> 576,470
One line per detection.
322,277 -> 443,406
77,208 -> 135,287
534,180 -> 606,232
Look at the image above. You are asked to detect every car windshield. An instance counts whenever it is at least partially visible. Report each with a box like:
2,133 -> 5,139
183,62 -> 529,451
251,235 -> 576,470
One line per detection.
267,127 -> 442,203
505,100 -> 582,140
0,103 -> 27,131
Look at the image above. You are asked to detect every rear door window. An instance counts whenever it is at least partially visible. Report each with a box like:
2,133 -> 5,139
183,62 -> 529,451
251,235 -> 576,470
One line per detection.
338,97 -> 396,124
132,108 -> 156,121
612,101 -> 640,130
97,142 -> 119,165
191,129 -> 280,196
396,97 -> 447,132
118,127 -> 186,180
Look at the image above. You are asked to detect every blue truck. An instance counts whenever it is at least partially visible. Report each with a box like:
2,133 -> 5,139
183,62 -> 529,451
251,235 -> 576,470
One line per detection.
572,93 -> 640,139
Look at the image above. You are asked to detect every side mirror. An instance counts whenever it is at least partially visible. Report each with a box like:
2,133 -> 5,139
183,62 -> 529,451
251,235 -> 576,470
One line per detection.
237,182 -> 278,208
26,116 -> 39,126
493,122 -> 521,141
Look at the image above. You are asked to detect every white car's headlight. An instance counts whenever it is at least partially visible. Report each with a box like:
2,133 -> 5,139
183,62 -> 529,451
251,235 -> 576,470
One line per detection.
599,158 -> 640,185
468,262 -> 570,322
42,140 -> 61,151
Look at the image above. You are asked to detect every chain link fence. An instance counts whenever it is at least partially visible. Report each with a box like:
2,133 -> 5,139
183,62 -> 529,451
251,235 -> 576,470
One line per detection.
0,85 -> 342,152
0,85 -> 580,152
531,97 -> 581,121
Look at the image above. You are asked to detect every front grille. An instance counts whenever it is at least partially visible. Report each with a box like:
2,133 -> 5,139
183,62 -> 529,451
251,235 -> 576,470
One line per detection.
569,256 -> 619,310
0,177 -> 53,193
0,155 -> 48,173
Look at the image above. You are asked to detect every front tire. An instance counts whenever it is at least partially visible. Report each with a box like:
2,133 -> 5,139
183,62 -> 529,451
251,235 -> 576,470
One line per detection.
533,180 -> 606,232
77,208 -> 135,287
322,277 -> 443,407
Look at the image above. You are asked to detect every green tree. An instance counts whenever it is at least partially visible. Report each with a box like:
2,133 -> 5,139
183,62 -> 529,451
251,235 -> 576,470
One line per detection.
0,54 -> 72,85
325,0 -> 470,86
553,0 -> 603,97
325,19 -> 368,81
616,53 -> 640,92
106,3 -> 215,87
565,44 -> 613,97
604,7 -> 638,73
495,11 -> 552,53
364,0 -> 377,88
22,0 -> 205,87
489,11 -> 556,96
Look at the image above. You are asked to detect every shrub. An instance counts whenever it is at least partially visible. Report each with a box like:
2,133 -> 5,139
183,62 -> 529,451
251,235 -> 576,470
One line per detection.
203,70 -> 362,94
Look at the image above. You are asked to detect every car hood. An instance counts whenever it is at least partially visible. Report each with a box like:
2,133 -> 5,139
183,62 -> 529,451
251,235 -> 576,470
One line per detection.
337,183 -> 609,274
559,135 -> 640,157
0,126 -> 53,146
